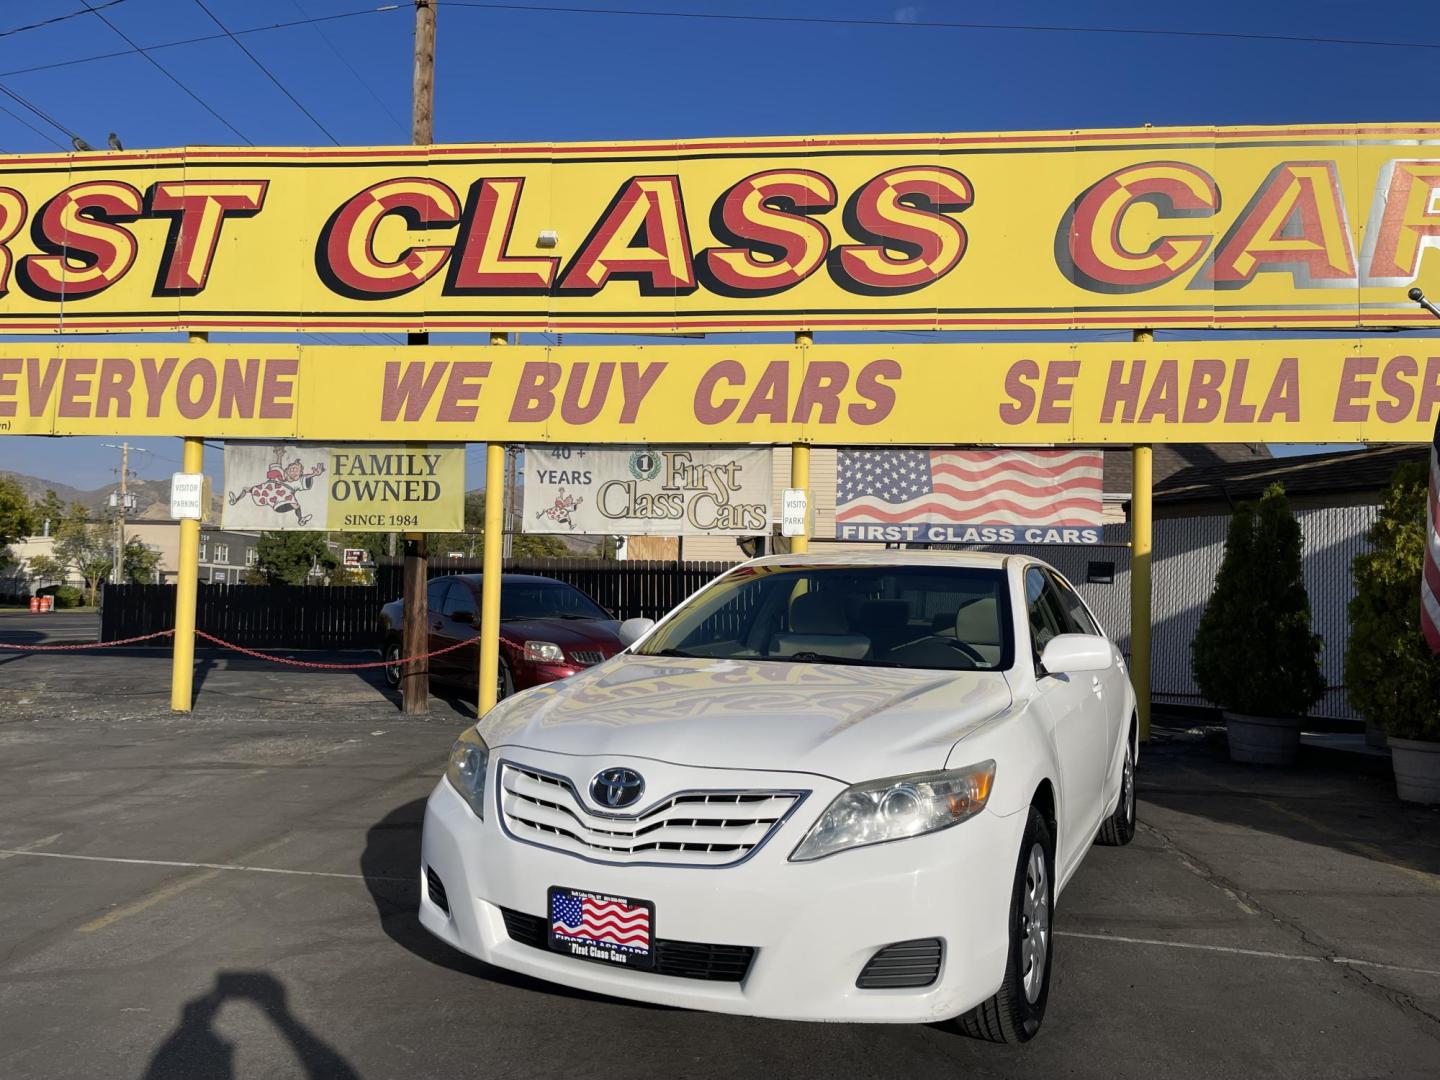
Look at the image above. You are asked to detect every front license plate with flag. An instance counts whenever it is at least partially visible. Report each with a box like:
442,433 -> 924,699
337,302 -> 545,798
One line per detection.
548,886 -> 654,970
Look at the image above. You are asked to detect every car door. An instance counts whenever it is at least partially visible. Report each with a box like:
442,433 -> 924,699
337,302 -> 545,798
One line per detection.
1024,566 -> 1108,876
426,578 -> 454,680
1049,568 -> 1127,759
440,579 -> 480,687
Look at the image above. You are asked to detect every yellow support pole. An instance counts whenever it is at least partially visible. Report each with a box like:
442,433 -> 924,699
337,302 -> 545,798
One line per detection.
478,332 -> 508,713
170,332 -> 207,712
790,330 -> 812,554
1130,330 -> 1154,743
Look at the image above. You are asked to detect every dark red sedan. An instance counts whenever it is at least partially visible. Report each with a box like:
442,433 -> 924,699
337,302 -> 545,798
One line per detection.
380,574 -> 624,700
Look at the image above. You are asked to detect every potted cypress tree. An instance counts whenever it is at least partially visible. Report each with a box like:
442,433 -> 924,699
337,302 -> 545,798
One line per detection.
1192,483 -> 1325,764
1346,462 -> 1440,804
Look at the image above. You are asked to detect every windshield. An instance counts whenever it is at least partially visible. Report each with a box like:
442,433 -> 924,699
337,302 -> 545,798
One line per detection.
635,563 -> 1013,671
501,582 -> 609,621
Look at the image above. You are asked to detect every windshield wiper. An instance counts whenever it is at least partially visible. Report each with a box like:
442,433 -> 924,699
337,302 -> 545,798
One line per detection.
756,651 -> 900,667
650,648 -> 700,658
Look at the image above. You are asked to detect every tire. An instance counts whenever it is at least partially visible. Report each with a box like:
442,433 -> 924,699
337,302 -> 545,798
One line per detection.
955,806 -> 1054,1044
1096,731 -> 1137,847
383,641 -> 402,689
497,658 -> 515,702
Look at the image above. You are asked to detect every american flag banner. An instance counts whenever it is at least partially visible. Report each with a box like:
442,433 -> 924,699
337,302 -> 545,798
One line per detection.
551,892 -> 651,951
1424,414 -> 1440,653
836,449 -> 1104,545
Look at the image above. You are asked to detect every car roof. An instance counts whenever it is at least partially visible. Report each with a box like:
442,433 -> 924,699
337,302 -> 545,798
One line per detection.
743,549 -> 1032,571
441,573 -> 567,585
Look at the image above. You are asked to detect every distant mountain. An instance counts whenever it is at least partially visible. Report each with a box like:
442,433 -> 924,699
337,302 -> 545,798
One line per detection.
1,470 -> 221,525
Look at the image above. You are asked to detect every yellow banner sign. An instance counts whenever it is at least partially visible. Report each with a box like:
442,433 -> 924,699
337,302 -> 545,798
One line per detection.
1,343 -> 1435,444
4,125 -> 1440,332
221,442 -> 464,532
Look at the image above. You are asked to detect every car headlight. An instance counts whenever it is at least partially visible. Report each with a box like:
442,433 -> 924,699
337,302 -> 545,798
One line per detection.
790,760 -> 996,862
445,728 -> 490,818
524,640 -> 566,664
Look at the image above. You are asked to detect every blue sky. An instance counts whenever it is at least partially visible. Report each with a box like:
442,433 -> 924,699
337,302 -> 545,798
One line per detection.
3,0 -> 1440,491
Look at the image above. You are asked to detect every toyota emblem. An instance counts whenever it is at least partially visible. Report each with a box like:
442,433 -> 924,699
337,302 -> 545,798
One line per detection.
590,767 -> 645,809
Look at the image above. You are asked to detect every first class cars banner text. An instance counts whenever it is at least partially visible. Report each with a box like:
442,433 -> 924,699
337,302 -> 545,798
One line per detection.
2,342 -> 1436,444
11,124 -> 1440,333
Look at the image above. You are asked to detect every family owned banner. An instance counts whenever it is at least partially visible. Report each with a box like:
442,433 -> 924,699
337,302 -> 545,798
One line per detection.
524,446 -> 771,535
222,442 -> 464,532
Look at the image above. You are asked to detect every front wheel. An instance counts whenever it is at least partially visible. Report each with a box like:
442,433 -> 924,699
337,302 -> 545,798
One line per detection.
955,806 -> 1054,1044
1096,735 -> 1136,847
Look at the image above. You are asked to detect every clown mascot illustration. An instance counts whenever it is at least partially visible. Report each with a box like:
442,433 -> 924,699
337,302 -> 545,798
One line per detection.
535,488 -> 583,531
228,446 -> 327,526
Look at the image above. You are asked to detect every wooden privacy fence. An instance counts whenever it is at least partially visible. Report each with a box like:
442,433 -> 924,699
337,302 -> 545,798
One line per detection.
101,582 -> 384,650
374,557 -> 735,623
102,559 -> 736,650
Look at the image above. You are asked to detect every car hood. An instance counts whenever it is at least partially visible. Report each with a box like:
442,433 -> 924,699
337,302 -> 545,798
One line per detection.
499,617 -> 621,649
479,655 -> 1014,782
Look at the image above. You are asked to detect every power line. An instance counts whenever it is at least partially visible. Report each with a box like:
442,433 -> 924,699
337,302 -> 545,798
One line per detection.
0,98 -> 64,148
80,0 -> 253,145
441,2 -> 1440,52
191,0 -> 342,145
0,80 -> 85,143
0,5 -> 405,81
0,0 -> 128,39
291,0 -> 408,139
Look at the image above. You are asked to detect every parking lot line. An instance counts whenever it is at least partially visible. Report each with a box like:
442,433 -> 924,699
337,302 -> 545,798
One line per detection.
1057,930 -> 1440,979
0,847 -> 407,883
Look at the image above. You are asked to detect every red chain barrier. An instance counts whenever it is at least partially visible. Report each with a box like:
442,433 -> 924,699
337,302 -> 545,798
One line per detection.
193,630 -> 473,671
0,630 -> 177,651
0,628 -> 472,671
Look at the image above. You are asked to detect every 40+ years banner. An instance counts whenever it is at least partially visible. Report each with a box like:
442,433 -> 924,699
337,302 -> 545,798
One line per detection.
1,342 -> 1436,445
524,446 -> 772,536
9,124 -> 1440,333
222,443 -> 464,532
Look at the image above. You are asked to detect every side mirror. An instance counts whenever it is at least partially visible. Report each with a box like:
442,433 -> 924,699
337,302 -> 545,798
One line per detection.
618,617 -> 655,648
1039,633 -> 1112,675
450,610 -> 475,625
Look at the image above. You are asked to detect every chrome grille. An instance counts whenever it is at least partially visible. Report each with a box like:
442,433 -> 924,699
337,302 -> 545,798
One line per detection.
498,761 -> 806,867
568,650 -> 607,667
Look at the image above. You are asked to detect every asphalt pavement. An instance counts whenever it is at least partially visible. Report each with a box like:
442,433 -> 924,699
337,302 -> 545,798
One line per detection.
2,612 -> 1439,1079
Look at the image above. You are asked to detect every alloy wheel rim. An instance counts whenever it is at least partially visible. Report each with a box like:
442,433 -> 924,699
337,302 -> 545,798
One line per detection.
1020,842 -> 1050,1003
386,647 -> 401,685
1124,748 -> 1135,826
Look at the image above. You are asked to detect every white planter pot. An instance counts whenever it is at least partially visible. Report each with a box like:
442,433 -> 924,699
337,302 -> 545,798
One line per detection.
1388,738 -> 1440,805
1224,712 -> 1301,765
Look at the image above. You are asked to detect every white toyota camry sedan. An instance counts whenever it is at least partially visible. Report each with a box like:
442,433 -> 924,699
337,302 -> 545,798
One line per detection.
419,551 -> 1137,1043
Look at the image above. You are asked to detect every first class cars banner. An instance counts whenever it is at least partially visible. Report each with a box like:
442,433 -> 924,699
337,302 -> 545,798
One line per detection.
524,446 -> 771,536
11,124 -> 1440,333
2,342 -> 1437,444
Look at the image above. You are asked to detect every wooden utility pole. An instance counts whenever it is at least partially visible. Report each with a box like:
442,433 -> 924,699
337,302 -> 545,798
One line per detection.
400,0 -> 437,715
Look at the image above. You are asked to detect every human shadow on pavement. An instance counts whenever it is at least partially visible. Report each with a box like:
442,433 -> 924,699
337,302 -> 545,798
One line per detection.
142,971 -> 359,1080
361,798 -> 643,1006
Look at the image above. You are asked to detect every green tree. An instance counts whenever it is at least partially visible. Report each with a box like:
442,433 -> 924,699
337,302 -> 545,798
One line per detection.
251,531 -> 339,585
121,539 -> 162,584
1191,483 -> 1325,718
53,503 -> 116,606
26,553 -> 67,587
459,490 -> 569,559
31,489 -> 64,536
1345,461 -> 1440,742
0,476 -> 37,545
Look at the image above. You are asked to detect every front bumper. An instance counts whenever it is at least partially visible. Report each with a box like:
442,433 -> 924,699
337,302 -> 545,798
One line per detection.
419,749 -> 1027,1023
